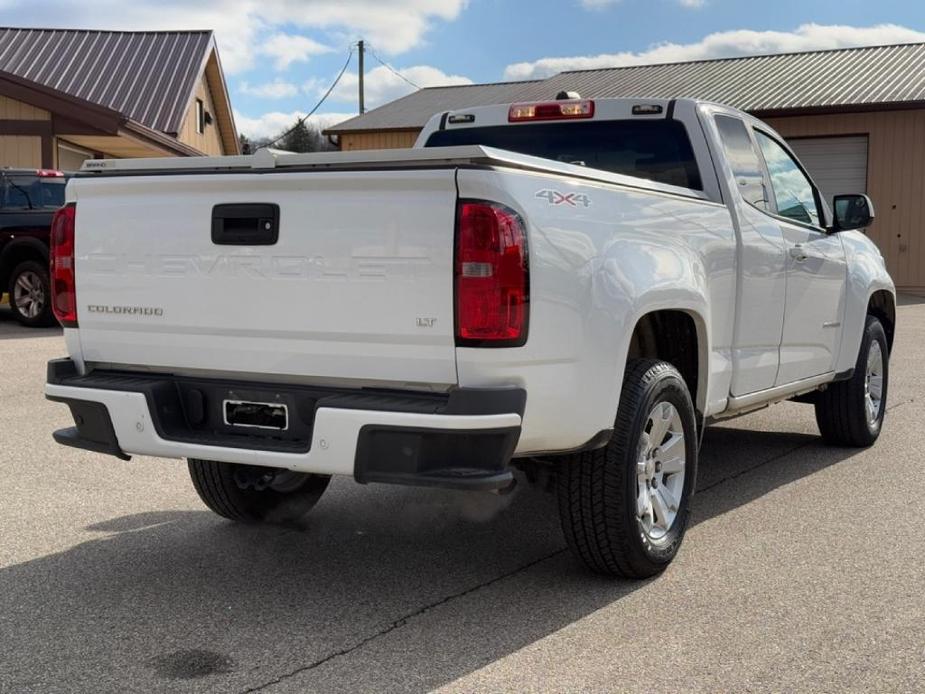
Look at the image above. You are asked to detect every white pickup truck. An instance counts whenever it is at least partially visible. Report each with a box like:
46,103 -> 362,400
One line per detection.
45,97 -> 894,578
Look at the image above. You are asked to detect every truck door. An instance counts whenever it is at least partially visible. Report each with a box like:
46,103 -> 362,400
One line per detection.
752,129 -> 847,385
714,115 -> 788,396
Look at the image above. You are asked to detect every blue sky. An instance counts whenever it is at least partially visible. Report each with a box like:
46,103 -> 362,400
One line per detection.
3,0 -> 925,139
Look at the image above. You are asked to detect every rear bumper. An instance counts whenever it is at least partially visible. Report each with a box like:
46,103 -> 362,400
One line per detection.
45,359 -> 524,491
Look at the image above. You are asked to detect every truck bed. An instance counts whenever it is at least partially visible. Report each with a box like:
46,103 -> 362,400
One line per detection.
69,146 -> 708,390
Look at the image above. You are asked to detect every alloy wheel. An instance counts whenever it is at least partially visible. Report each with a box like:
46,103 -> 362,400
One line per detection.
865,341 -> 884,427
13,270 -> 46,319
636,401 -> 687,541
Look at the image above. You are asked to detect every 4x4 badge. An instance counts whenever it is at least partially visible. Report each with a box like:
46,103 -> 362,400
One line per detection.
535,189 -> 592,208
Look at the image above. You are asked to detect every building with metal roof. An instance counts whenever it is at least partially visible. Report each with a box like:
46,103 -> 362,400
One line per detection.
327,42 -> 925,289
0,27 -> 239,168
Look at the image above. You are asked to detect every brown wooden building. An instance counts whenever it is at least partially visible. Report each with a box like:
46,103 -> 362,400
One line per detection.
0,28 -> 239,169
327,43 -> 925,290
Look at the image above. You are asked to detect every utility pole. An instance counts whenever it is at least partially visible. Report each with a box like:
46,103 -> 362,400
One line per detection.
358,40 -> 365,114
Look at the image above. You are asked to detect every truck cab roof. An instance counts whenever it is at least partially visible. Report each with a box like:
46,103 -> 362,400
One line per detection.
415,96 -> 744,144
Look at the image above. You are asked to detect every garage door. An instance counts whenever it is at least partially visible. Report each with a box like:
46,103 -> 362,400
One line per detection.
786,136 -> 868,210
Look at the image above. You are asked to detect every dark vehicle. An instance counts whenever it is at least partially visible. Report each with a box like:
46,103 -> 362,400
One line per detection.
0,169 -> 67,327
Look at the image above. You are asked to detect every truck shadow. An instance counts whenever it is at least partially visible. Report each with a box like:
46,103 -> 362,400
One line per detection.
0,307 -> 63,340
0,425 -> 860,693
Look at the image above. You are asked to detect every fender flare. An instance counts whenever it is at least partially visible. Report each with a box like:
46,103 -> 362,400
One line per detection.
834,232 -> 896,373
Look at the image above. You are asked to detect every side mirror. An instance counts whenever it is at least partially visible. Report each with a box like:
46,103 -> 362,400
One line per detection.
832,194 -> 874,232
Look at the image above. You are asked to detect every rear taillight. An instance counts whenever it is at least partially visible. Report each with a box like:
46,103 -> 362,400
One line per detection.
455,201 -> 528,347
508,99 -> 594,122
50,203 -> 77,327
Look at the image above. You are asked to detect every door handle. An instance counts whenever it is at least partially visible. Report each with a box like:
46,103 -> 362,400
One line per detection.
789,245 -> 808,262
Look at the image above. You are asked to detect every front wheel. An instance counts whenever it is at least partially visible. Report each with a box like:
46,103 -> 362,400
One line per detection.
557,359 -> 698,578
188,460 -> 330,523
8,260 -> 55,327
815,315 -> 889,447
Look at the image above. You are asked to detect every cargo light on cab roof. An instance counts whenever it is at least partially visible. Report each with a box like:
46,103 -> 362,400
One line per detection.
508,99 -> 595,122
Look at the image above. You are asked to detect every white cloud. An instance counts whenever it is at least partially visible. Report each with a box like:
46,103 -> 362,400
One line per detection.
326,65 -> 473,110
504,23 -> 925,79
234,109 -> 355,140
259,33 -> 332,70
237,65 -> 470,136
679,0 -> 705,7
0,0 -> 469,73
238,79 -> 300,99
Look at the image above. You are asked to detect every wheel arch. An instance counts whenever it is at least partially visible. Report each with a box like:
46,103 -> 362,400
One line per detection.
626,307 -> 709,420
0,238 -> 49,289
867,289 -> 895,353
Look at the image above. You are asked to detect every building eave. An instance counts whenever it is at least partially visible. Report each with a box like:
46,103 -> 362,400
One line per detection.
750,101 -> 925,119
121,119 -> 205,157
0,69 -> 123,133
323,125 -> 422,136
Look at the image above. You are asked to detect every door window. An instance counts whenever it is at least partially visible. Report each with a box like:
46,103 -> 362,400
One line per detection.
755,131 -> 821,227
714,115 -> 768,210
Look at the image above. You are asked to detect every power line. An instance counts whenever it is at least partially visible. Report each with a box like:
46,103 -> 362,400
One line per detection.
366,44 -> 421,90
260,47 -> 354,150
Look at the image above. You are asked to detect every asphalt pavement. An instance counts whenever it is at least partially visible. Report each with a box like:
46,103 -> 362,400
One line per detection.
0,298 -> 923,693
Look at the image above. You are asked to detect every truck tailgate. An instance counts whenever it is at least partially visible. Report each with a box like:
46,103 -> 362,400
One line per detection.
71,169 -> 459,386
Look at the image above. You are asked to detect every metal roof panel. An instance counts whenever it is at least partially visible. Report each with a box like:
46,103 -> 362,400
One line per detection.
0,27 -> 213,133
330,43 -> 925,133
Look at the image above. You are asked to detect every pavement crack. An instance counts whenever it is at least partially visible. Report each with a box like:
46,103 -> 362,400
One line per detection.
241,399 -> 914,693
886,398 -> 910,412
240,547 -> 566,693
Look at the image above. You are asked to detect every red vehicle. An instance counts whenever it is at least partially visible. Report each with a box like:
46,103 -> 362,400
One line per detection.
0,169 -> 67,327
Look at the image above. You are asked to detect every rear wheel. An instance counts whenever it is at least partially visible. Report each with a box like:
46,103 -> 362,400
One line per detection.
8,260 -> 55,327
815,315 -> 889,447
557,359 -> 698,578
188,459 -> 330,523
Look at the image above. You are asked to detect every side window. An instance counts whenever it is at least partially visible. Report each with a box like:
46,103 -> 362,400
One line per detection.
754,130 -> 820,227
715,115 -> 768,210
195,98 -> 205,134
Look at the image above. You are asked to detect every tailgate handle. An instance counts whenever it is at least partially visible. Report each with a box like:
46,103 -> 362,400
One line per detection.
212,203 -> 279,245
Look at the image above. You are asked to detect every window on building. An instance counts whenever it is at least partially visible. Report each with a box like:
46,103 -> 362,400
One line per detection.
195,98 -> 205,134
714,115 -> 768,211
754,130 -> 821,227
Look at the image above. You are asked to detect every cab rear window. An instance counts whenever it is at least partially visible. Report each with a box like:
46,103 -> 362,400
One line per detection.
1,176 -> 67,210
425,120 -> 702,190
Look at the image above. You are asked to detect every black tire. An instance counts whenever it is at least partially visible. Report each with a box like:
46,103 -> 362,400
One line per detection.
188,459 -> 330,523
815,315 -> 889,447
8,260 -> 55,327
557,359 -> 698,578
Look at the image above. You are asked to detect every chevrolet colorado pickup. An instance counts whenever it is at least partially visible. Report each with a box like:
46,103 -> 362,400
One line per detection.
0,168 -> 67,326
45,97 -> 894,578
